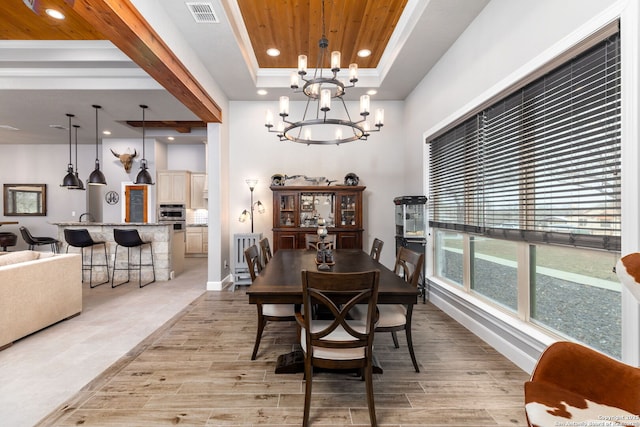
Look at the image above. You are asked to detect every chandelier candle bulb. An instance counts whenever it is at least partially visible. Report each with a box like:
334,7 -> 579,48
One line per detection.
375,108 -> 385,126
298,55 -> 307,75
279,96 -> 289,116
290,71 -> 299,89
305,129 -> 311,140
349,63 -> 358,82
320,89 -> 331,111
335,128 -> 343,140
265,110 -> 274,127
331,51 -> 341,71
360,95 -> 370,115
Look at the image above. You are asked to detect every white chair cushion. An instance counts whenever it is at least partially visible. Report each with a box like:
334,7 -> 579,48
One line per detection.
301,320 -> 367,360
351,304 -> 407,328
263,303 -> 295,317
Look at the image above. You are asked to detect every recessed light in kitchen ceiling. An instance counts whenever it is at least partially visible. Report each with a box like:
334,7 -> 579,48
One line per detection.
357,49 -> 372,58
266,48 -> 280,57
0,125 -> 19,131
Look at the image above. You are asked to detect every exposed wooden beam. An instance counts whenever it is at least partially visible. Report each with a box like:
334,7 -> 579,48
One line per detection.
126,120 -> 207,134
69,0 -> 222,123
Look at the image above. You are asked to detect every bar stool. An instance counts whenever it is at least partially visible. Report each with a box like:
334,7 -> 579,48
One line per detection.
64,228 -> 110,288
20,226 -> 59,252
111,228 -> 155,288
0,232 -> 17,251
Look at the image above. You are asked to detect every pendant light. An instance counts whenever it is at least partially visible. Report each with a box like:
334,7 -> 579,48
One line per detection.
61,113 -> 80,188
134,104 -> 154,185
71,124 -> 85,190
88,104 -> 107,186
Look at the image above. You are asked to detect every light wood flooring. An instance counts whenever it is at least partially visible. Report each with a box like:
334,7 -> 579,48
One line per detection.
34,275 -> 530,426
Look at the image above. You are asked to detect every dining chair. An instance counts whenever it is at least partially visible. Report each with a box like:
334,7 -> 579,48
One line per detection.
297,269 -> 380,427
353,246 -> 423,372
305,233 -> 336,250
369,238 -> 384,261
245,244 -> 296,360
258,237 -> 272,265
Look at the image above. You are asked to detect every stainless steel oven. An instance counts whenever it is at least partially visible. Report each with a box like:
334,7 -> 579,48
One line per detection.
158,204 -> 186,230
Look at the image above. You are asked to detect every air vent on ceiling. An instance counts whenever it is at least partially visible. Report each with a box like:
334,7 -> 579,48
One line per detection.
186,2 -> 219,24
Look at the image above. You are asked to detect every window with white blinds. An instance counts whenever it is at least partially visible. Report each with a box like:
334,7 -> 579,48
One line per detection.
428,33 -> 621,251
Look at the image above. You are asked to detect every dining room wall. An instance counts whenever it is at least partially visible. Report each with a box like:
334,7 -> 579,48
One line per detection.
228,99 -> 406,268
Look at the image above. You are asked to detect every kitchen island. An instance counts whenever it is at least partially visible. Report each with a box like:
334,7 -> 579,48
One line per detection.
51,222 -> 184,281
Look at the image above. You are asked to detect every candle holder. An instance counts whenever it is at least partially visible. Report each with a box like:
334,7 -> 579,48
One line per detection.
315,218 -> 333,270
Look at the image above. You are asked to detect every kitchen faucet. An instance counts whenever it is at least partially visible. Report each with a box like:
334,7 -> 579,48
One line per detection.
79,212 -> 95,222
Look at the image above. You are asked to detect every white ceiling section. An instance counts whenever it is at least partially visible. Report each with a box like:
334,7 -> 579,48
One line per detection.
0,0 -> 489,145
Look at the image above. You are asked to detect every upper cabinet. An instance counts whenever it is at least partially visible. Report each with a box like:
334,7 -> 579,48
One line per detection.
157,170 -> 191,205
271,185 -> 365,252
190,173 -> 207,209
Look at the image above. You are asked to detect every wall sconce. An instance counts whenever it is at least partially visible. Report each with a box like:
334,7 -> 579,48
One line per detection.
238,179 -> 265,233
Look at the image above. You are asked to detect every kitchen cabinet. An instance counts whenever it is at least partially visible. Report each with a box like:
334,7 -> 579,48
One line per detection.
157,170 -> 191,205
186,226 -> 208,255
190,173 -> 207,209
271,185 -> 365,252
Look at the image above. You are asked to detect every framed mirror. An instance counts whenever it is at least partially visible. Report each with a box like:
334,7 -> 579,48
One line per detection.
3,184 -> 47,216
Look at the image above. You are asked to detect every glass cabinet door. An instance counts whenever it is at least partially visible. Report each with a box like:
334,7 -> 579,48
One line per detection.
278,193 -> 297,227
339,194 -> 357,227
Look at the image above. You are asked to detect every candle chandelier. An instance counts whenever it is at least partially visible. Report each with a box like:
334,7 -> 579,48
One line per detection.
264,0 -> 384,145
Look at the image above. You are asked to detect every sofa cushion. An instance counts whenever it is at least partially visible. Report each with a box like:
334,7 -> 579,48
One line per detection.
525,380 -> 638,426
0,250 -> 41,266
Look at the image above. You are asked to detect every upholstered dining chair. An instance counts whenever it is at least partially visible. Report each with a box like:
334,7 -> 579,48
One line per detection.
305,233 -> 336,250
258,237 -> 272,265
297,269 -> 380,427
245,244 -> 296,360
369,238 -> 384,261
353,246 -> 423,372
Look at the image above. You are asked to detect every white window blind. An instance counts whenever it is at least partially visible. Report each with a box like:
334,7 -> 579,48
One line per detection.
429,33 -> 621,251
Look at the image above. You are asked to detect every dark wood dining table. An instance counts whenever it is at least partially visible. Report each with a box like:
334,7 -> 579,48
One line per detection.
247,249 -> 418,306
247,249 -> 418,373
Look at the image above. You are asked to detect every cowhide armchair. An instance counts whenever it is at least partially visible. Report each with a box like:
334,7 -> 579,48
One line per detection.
524,341 -> 640,427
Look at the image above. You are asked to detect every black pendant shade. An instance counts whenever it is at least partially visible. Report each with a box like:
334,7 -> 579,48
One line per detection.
61,113 -> 80,188
88,104 -> 107,186
71,124 -> 85,191
134,104 -> 154,185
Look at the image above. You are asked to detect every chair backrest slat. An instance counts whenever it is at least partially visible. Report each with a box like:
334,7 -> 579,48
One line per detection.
244,244 -> 263,281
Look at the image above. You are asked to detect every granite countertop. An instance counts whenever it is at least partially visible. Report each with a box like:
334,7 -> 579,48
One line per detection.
51,222 -> 172,226
187,224 -> 208,227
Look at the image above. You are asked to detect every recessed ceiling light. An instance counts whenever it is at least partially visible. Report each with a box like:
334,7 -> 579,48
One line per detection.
257,89 -> 268,96
0,125 -> 19,131
357,49 -> 371,58
366,89 -> 377,96
45,9 -> 65,20
168,136 -> 175,141
49,124 -> 67,130
266,48 -> 280,57
102,130 -> 111,135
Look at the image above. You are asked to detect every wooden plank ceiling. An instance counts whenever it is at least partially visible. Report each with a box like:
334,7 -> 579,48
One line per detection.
238,0 -> 408,69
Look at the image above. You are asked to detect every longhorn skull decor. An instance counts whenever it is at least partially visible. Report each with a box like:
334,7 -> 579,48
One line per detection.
111,149 -> 138,173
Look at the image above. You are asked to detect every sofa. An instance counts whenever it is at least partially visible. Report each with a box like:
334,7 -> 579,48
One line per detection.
524,341 -> 640,427
0,250 -> 82,350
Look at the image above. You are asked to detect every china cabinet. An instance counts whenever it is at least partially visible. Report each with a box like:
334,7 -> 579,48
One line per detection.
271,185 -> 365,251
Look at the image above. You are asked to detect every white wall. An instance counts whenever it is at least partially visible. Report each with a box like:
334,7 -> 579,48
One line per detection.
0,144 -> 95,248
228,99 -> 407,268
